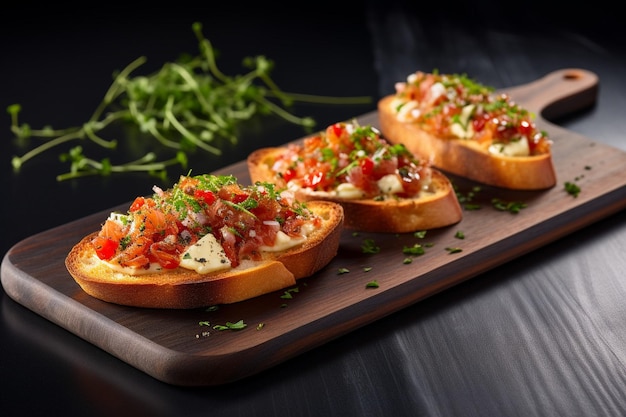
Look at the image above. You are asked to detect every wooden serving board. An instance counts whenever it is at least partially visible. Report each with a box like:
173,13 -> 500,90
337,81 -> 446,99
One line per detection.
2,69 -> 625,387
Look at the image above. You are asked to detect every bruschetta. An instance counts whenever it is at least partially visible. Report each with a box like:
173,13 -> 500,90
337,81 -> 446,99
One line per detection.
247,121 -> 462,233
377,71 -> 556,190
65,174 -> 344,308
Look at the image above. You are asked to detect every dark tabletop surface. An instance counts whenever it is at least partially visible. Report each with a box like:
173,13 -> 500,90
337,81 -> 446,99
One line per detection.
2,2 -> 625,416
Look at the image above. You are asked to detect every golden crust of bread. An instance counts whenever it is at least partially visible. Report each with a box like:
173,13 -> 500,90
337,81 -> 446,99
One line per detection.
247,147 -> 462,233
65,201 -> 344,309
377,95 -> 557,190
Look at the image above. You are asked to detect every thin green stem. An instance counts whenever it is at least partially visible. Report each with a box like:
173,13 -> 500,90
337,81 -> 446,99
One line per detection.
12,129 -> 84,169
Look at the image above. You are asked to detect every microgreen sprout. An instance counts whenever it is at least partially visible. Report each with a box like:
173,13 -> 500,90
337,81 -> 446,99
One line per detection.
8,22 -> 371,181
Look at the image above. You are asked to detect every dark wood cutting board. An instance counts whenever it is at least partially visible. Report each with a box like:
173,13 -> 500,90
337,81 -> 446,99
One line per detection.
2,69 -> 625,387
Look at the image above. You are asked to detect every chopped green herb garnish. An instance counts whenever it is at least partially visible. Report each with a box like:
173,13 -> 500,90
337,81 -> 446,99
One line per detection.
361,238 -> 380,254
366,280 -> 380,288
213,320 -> 247,331
564,181 -> 581,197
491,198 -> 527,213
402,243 -> 425,256
338,267 -> 350,275
280,287 -> 299,299
445,247 -> 463,254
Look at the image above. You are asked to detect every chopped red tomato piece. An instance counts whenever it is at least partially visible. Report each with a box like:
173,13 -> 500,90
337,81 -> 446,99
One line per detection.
149,240 -> 181,269
330,123 -> 344,138
194,189 -> 216,206
359,157 -> 375,176
92,236 -> 119,260
303,171 -> 326,188
281,167 -> 297,182
129,196 -> 145,212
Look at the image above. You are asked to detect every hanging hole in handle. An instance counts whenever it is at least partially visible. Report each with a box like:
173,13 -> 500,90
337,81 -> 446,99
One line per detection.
563,71 -> 584,81
542,70 -> 597,121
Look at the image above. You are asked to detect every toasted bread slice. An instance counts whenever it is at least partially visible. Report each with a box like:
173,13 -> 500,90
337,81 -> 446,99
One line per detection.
247,122 -> 462,233
66,196 -> 344,309
377,71 -> 556,190
378,95 -> 556,190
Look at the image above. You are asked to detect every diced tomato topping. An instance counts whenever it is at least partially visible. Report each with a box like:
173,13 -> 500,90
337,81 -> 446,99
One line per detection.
281,167 -> 297,183
92,236 -> 119,260
303,170 -> 326,188
472,113 -> 490,132
393,72 -> 551,155
218,184 -> 249,203
518,119 -> 532,137
149,240 -> 181,269
117,235 -> 153,268
359,157 -> 375,176
232,193 -> 248,204
194,189 -> 216,206
92,173 -> 318,273
99,219 -> 124,241
330,123 -> 344,139
129,196 -> 145,212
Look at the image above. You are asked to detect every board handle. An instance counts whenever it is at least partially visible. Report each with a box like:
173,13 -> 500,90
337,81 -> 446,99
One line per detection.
501,68 -> 599,122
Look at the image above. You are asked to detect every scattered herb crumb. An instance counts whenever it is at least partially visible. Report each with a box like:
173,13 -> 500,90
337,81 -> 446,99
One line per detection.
445,247 -> 463,254
338,267 -> 350,275
455,231 -> 465,239
414,230 -> 427,238
491,198 -> 527,213
256,323 -> 265,331
403,257 -> 413,264
403,243 -> 425,256
464,203 -> 482,211
564,181 -> 581,198
366,280 -> 380,288
456,185 -> 483,210
213,320 -> 247,331
280,287 -> 299,299
361,238 -> 380,254
363,266 -> 372,272
199,321 -> 211,326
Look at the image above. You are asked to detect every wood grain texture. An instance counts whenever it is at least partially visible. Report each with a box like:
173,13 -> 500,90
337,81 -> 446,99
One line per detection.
2,69 -> 625,386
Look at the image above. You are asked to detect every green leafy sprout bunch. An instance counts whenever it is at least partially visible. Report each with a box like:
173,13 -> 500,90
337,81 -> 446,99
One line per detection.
7,22 -> 372,181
